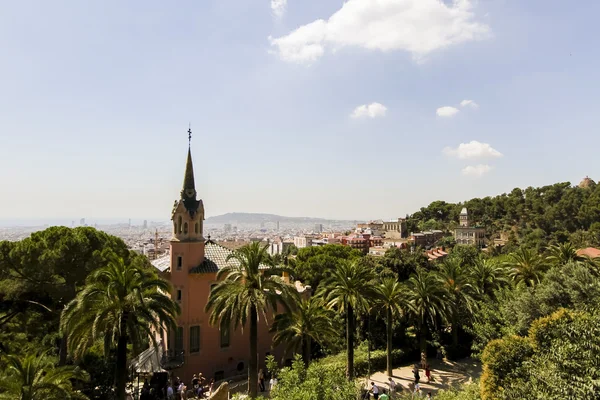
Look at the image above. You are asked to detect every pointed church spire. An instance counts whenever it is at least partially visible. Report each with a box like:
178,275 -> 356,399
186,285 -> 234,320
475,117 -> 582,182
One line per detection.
182,126 -> 196,195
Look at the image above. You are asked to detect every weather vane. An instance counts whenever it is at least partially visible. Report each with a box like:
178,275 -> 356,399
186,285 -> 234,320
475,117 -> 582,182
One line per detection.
188,123 -> 192,146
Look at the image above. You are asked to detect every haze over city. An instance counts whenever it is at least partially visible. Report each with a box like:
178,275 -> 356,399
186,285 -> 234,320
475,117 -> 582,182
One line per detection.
2,0 -> 599,222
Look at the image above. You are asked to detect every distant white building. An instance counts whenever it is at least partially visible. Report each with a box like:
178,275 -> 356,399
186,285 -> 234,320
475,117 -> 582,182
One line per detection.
294,236 -> 314,248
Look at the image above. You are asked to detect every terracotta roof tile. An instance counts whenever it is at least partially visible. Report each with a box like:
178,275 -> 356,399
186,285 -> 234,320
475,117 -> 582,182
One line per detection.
576,247 -> 600,259
190,241 -> 270,274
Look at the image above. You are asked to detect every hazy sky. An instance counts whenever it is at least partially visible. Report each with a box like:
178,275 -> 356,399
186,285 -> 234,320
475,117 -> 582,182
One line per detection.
1,0 -> 599,222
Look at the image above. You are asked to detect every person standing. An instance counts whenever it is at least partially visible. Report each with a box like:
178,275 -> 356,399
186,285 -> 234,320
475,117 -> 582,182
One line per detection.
166,384 -> 174,400
425,365 -> 431,383
370,382 -> 379,399
413,364 -> 420,384
387,377 -> 397,394
258,369 -> 266,392
208,378 -> 215,397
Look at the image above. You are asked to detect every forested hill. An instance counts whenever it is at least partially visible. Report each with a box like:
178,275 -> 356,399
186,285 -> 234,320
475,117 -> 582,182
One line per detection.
408,179 -> 600,248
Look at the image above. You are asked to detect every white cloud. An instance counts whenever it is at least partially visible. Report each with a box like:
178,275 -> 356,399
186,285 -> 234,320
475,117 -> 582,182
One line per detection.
462,164 -> 492,177
436,106 -> 460,117
443,140 -> 503,160
271,0 -> 287,18
460,99 -> 479,108
350,102 -> 388,119
268,0 -> 490,64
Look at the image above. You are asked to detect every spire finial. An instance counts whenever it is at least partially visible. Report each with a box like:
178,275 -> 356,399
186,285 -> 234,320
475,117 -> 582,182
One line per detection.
188,123 -> 192,146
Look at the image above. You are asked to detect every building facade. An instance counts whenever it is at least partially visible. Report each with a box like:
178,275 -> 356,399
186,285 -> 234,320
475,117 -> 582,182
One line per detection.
454,208 -> 485,247
158,140 -> 303,383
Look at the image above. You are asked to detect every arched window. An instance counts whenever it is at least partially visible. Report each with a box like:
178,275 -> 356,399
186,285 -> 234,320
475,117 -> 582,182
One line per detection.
178,216 -> 182,233
194,222 -> 199,234
173,221 -> 176,233
183,222 -> 188,234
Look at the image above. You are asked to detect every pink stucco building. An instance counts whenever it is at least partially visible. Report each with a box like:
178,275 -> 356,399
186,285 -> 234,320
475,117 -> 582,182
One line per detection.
156,137 -> 307,383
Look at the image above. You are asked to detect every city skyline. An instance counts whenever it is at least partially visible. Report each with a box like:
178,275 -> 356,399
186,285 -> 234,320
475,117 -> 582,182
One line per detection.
2,1 -> 600,221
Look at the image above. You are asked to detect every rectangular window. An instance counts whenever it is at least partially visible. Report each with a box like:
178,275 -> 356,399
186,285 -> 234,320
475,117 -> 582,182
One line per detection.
175,326 -> 184,352
177,290 -> 182,301
177,256 -> 182,270
190,326 -> 200,353
220,325 -> 230,348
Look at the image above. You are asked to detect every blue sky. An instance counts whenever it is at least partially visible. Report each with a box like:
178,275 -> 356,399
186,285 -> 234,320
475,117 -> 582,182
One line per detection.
1,0 -> 599,222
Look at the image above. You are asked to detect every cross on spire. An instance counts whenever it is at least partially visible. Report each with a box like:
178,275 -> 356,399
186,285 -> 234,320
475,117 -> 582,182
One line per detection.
188,123 -> 192,146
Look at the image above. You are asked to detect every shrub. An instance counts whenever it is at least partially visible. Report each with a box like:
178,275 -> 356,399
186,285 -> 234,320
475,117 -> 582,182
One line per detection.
318,341 -> 406,377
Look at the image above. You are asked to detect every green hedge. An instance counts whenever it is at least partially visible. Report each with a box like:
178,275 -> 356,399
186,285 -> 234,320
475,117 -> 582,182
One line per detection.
318,341 -> 406,377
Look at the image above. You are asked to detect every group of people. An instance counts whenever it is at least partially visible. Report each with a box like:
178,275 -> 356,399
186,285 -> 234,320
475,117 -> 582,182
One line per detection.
366,363 -> 435,399
165,373 -> 214,400
257,368 -> 278,392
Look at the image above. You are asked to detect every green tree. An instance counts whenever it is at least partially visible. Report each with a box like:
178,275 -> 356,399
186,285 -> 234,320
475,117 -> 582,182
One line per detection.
447,245 -> 481,268
404,269 -> 447,365
470,259 -> 509,299
293,245 -> 363,290
480,335 -> 534,400
0,227 -> 130,362
205,242 -> 296,398
319,260 -> 377,380
480,309 -> 600,399
271,297 -> 338,366
60,252 -> 179,400
375,277 -> 405,377
0,352 -> 89,400
504,247 -> 547,287
380,247 -> 429,281
437,259 -> 476,348
545,242 -> 585,267
264,354 -> 359,400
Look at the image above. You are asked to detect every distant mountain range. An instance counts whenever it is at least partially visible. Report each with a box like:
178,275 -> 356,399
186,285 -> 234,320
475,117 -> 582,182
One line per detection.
205,212 -> 355,224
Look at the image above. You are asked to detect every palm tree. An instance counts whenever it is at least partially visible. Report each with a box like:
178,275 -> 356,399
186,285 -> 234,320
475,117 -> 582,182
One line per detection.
60,253 -> 179,400
376,277 -> 405,377
546,243 -> 585,267
0,352 -> 89,400
318,260 -> 377,380
505,247 -> 547,286
205,242 -> 296,398
470,258 -> 509,298
437,259 -> 476,348
404,269 -> 447,366
271,296 -> 338,366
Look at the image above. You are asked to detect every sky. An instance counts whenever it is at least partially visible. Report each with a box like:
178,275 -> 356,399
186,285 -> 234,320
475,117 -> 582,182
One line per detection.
1,0 -> 600,222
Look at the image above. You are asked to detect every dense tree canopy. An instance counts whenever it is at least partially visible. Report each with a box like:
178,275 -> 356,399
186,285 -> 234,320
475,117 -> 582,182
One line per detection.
408,181 -> 600,250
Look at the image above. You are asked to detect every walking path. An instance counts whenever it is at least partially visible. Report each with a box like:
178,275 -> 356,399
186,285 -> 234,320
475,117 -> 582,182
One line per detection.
364,358 -> 481,396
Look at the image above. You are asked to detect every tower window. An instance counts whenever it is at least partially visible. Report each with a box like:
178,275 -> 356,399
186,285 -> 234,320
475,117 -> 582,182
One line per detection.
175,326 -> 183,352
178,216 -> 182,233
194,222 -> 199,234
183,222 -> 188,234
190,326 -> 200,353
177,290 -> 182,301
220,325 -> 230,348
177,256 -> 182,270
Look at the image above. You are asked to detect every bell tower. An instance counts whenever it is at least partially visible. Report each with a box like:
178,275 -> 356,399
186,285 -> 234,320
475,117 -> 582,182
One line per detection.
459,207 -> 469,227
170,128 -> 205,277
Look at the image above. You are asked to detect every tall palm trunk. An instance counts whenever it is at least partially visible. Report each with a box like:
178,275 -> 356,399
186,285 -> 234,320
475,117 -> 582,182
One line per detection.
116,312 -> 129,400
418,320 -> 427,368
346,303 -> 354,381
302,336 -> 311,367
249,305 -> 258,398
451,311 -> 459,348
386,307 -> 393,377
